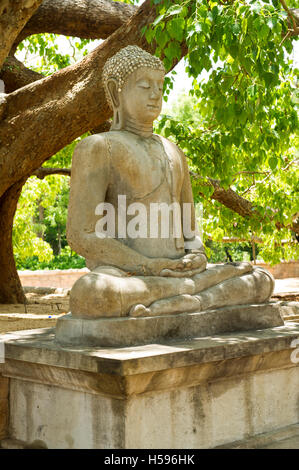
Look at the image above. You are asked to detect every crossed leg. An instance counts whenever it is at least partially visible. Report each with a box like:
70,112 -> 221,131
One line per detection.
130,266 -> 274,317
70,262 -> 274,319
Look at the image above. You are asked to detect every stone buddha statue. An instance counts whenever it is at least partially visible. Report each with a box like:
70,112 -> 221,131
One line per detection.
65,45 -> 274,321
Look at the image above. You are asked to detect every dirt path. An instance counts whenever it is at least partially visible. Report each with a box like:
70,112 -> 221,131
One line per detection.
0,289 -> 69,334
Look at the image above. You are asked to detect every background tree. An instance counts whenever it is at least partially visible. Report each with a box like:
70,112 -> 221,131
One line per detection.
0,0 -> 298,303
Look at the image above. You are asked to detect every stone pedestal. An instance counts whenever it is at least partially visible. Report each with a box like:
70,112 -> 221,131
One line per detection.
55,303 -> 284,347
1,321 -> 299,449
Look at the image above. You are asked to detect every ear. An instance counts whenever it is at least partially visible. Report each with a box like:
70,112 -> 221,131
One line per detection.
107,78 -> 120,108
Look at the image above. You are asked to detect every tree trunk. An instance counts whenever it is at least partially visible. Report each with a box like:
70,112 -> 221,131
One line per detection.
0,180 -> 26,303
0,0 -> 43,69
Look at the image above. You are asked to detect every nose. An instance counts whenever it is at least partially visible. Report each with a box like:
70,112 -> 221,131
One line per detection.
150,83 -> 161,100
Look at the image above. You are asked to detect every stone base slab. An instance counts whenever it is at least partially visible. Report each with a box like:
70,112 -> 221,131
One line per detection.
1,322 -> 299,448
2,422 -> 299,449
216,423 -> 299,449
55,303 -> 284,347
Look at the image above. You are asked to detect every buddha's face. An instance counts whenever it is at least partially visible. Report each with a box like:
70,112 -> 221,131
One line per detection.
120,67 -> 164,124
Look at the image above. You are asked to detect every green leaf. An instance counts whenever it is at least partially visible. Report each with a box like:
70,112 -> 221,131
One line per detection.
166,18 -> 185,42
264,72 -> 275,87
166,4 -> 183,17
164,40 -> 181,62
269,157 -> 278,171
145,27 -> 155,44
260,23 -> 270,40
156,27 -> 169,49
153,14 -> 164,27
247,85 -> 257,98
231,23 -> 241,36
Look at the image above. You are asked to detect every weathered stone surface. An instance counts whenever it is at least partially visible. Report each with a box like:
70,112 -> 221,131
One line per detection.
216,423 -> 299,449
0,375 -> 9,398
1,438 -> 27,449
55,303 -> 284,347
0,400 -> 9,439
3,322 -> 299,376
0,438 -> 47,449
1,322 -> 299,448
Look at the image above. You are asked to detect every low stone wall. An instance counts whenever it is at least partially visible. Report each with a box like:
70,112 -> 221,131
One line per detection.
255,261 -> 299,279
18,261 -> 299,289
19,268 -> 89,288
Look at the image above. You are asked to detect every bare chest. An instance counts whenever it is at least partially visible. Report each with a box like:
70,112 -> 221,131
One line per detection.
106,133 -> 184,202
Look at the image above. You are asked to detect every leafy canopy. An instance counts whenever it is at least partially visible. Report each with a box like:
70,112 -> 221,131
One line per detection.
147,0 -> 299,264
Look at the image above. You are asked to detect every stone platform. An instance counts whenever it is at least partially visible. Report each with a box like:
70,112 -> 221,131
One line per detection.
55,302 -> 284,347
0,320 -> 299,448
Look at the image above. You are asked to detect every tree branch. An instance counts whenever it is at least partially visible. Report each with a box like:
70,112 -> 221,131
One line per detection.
190,172 -> 299,235
33,167 -> 71,179
15,0 -> 137,45
0,0 -> 43,69
279,1 -> 299,35
0,56 -> 43,93
2,1 -> 138,92
0,0 -> 186,198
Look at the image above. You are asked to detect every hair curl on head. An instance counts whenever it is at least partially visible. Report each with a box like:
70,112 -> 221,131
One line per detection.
102,45 -> 165,108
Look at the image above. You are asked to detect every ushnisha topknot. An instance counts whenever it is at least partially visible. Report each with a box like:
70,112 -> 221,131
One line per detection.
102,45 -> 165,108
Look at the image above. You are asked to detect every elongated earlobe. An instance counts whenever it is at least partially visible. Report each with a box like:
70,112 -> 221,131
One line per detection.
107,79 -> 119,108
107,78 -> 123,130
112,108 -> 122,130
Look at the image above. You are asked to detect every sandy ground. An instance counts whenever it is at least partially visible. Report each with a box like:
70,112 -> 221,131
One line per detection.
0,278 -> 298,335
0,290 -> 69,334
272,278 -> 299,301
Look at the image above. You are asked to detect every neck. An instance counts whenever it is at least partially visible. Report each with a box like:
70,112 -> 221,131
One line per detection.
122,116 -> 153,138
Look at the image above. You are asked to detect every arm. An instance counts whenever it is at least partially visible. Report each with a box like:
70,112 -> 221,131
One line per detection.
179,149 -> 207,257
66,134 -> 152,273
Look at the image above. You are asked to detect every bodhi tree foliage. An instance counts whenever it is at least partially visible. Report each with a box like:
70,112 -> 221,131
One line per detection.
150,0 -> 299,265
0,0 -> 298,303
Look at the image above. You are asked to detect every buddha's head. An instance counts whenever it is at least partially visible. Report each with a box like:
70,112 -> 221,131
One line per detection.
103,46 -> 165,131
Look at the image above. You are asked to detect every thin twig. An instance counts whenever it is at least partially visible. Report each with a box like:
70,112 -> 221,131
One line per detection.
279,30 -> 291,47
279,0 -> 298,33
241,158 -> 298,196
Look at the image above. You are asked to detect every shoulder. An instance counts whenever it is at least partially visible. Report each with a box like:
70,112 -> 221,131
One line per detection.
72,133 -> 111,170
73,133 -> 108,155
156,134 -> 183,152
156,134 -> 187,162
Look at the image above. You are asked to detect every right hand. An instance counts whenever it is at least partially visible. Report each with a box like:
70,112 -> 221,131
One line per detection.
147,253 -> 206,277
